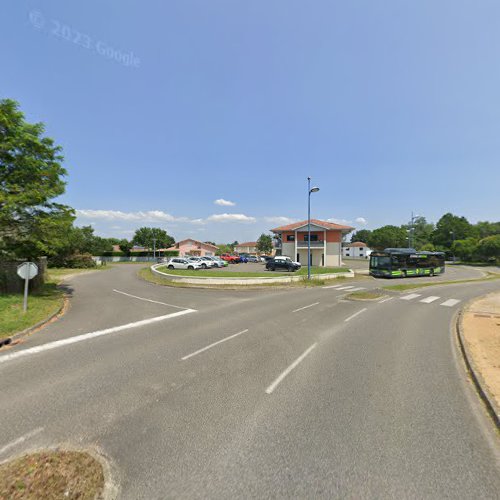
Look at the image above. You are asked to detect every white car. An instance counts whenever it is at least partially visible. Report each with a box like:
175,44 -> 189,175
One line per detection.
187,256 -> 215,269
166,258 -> 202,270
206,256 -> 225,268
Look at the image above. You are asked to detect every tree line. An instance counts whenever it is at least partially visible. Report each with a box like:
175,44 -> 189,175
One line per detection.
351,215 -> 500,263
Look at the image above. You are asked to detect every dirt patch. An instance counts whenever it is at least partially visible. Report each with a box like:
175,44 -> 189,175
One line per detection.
345,289 -> 386,301
0,450 -> 105,499
462,292 -> 500,412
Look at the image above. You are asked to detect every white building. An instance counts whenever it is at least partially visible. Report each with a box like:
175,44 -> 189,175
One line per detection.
342,241 -> 372,259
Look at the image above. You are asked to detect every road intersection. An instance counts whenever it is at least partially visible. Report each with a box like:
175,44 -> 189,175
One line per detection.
0,264 -> 499,498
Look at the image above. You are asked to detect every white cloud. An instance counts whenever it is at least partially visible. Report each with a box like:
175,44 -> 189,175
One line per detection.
207,213 -> 256,223
327,217 -> 352,225
355,217 -> 368,226
76,209 -> 192,223
214,198 -> 236,207
263,216 -> 299,226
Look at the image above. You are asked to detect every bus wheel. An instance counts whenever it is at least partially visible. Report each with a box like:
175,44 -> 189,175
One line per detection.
402,270 -> 407,278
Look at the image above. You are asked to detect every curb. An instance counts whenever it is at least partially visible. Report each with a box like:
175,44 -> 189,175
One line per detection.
455,307 -> 500,429
0,294 -> 69,348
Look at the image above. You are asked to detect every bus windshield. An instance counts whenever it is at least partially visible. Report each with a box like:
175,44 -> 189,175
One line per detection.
370,256 -> 391,269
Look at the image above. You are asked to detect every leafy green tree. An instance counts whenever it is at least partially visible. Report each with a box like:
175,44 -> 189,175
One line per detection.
256,234 -> 273,254
350,229 -> 372,244
0,98 -> 74,258
420,243 -> 436,251
119,239 -> 133,255
473,221 -> 500,239
132,227 -> 174,249
367,225 -> 407,250
216,244 -> 232,255
452,238 -> 479,262
402,216 -> 434,249
431,213 -> 474,248
476,235 -> 500,262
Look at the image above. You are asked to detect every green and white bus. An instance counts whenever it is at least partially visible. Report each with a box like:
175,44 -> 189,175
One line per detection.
369,248 -> 445,278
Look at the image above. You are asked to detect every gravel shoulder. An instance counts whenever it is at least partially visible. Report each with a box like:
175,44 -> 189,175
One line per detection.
461,292 -> 500,417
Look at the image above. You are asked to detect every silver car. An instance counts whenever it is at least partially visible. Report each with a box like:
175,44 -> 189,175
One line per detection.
187,256 -> 216,269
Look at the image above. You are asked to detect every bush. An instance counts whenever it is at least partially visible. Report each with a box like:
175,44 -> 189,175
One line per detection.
48,253 -> 96,268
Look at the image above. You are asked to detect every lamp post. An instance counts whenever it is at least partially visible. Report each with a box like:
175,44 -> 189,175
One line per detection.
307,177 -> 320,280
408,212 -> 419,248
450,231 -> 455,262
152,237 -> 157,260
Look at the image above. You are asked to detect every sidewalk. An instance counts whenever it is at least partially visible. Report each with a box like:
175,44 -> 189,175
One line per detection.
461,292 -> 500,420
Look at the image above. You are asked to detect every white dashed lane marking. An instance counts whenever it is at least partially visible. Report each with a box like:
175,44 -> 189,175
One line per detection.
440,299 -> 461,307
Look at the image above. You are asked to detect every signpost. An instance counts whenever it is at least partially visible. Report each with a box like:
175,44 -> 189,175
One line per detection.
17,262 -> 39,312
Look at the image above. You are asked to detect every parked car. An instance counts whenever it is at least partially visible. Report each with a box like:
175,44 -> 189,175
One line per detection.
166,258 -> 202,270
238,255 -> 248,263
246,255 -> 259,263
266,256 -> 301,272
198,256 -> 218,268
187,256 -> 215,269
220,254 -> 240,264
207,256 -> 228,268
261,255 -> 273,263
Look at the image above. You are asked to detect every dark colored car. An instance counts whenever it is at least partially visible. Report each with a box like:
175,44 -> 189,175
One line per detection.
266,256 -> 301,272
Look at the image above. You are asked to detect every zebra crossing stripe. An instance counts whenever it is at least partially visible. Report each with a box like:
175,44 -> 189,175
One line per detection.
401,293 -> 421,300
420,296 -> 440,303
440,299 -> 461,307
337,286 -> 356,290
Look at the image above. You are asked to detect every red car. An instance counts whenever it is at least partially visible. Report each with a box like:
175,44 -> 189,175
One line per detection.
220,254 -> 240,263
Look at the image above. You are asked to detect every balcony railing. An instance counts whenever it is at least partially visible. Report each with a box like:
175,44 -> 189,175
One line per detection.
297,241 -> 325,248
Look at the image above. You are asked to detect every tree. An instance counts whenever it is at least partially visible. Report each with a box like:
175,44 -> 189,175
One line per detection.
204,241 -> 216,246
132,227 -> 174,249
402,216 -> 434,249
351,229 -> 372,244
367,225 -> 407,250
119,239 -> 133,255
452,238 -> 479,262
476,235 -> 500,262
0,99 -> 74,258
216,244 -> 232,255
474,221 -> 500,239
431,213 -> 474,248
256,234 -> 273,254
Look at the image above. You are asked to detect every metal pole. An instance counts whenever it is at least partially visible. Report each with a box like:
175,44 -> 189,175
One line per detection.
23,274 -> 29,313
153,237 -> 156,260
308,176 -> 311,280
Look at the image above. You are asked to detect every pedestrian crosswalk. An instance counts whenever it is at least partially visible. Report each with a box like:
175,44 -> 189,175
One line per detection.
400,293 -> 461,308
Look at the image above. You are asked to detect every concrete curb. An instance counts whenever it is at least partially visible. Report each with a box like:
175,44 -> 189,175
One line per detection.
0,294 -> 69,348
456,305 -> 500,430
150,264 -> 354,285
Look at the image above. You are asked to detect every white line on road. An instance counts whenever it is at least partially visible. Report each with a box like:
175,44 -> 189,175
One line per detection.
292,302 -> 320,313
344,308 -> 368,322
441,299 -> 461,307
401,293 -> 421,301
265,343 -> 317,394
322,284 -> 343,289
348,287 -> 366,292
113,289 -> 189,310
336,286 -> 356,290
0,309 -> 197,365
0,428 -> 43,456
379,297 -> 393,303
181,329 -> 249,360
420,296 -> 440,304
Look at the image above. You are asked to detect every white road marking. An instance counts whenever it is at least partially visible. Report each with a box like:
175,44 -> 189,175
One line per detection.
292,302 -> 320,313
113,289 -> 188,310
0,428 -> 43,455
0,309 -> 197,365
420,296 -> 440,304
181,329 -> 249,360
401,293 -> 421,301
265,343 -> 317,394
322,284 -> 343,289
379,297 -> 393,303
336,286 -> 356,290
344,308 -> 368,322
441,299 -> 461,307
348,287 -> 366,292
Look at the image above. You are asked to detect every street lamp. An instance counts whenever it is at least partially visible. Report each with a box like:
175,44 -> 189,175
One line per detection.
408,212 -> 420,248
450,231 -> 455,262
307,177 -> 320,280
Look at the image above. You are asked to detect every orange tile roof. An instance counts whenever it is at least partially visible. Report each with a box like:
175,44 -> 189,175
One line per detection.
271,219 -> 354,232
236,242 -> 257,247
348,241 -> 368,247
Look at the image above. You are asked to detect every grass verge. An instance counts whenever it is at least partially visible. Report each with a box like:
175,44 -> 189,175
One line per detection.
0,450 -> 104,500
346,290 -> 385,300
155,265 -> 349,278
383,273 -> 500,292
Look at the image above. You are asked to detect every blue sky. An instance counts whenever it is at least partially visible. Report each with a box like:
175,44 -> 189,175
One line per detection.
3,1 -> 499,243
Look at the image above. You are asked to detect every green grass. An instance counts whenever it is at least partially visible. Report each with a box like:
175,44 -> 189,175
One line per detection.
383,273 -> 500,292
0,283 -> 64,339
46,267 -> 105,284
155,265 -> 349,278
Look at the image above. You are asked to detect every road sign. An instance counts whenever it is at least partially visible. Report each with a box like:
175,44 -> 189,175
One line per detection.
17,262 -> 38,280
17,262 -> 39,312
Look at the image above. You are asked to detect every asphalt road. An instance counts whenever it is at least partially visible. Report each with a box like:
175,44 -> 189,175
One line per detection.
0,264 -> 499,499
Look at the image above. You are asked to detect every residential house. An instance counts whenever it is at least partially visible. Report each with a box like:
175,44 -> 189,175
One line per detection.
270,219 -> 354,267
166,239 -> 219,257
342,241 -> 372,259
234,242 -> 258,254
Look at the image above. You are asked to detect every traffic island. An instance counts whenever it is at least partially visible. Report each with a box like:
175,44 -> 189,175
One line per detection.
459,292 -> 500,427
345,289 -> 386,301
0,449 -> 109,500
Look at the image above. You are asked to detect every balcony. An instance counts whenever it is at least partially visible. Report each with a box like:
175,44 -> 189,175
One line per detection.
297,241 -> 325,248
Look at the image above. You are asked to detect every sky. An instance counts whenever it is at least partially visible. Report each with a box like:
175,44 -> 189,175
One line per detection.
3,1 -> 500,243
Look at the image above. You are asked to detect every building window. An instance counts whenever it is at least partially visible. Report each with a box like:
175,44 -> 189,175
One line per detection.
287,235 -> 295,241
304,234 -> 318,241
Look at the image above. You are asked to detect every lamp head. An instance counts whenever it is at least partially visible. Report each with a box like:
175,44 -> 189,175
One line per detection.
310,187 -> 320,193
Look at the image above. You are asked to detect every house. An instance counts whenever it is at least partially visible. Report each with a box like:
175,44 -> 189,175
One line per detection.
342,241 -> 372,259
166,239 -> 219,257
234,242 -> 258,254
270,219 -> 354,267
